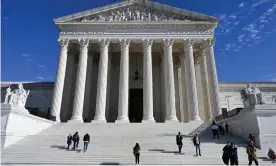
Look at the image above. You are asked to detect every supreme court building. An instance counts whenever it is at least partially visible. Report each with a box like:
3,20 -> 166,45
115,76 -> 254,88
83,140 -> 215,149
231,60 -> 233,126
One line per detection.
50,0 -> 222,123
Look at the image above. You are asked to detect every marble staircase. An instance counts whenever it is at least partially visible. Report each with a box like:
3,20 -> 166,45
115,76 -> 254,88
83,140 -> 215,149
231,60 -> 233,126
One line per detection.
1,122 -> 275,165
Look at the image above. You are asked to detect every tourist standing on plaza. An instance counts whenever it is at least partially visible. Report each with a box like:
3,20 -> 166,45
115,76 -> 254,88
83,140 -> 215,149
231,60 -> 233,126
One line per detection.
133,143 -> 141,165
219,123 -> 224,135
248,134 -> 255,144
211,123 -> 219,139
176,132 -> 183,153
193,133 -> 201,156
247,141 -> 259,165
72,132 -> 80,149
66,134 -> 73,149
83,133 -> 90,152
229,143 -> 238,165
225,123 -> 229,133
222,141 -> 231,165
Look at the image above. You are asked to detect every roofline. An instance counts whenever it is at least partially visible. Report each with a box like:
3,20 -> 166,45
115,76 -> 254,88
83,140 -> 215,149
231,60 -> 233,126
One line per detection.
54,21 -> 218,25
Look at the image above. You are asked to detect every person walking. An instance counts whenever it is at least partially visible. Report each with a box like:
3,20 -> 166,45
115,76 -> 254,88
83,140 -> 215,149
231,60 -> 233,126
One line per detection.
72,132 -> 80,149
83,133 -> 90,152
219,123 -> 225,135
176,132 -> 183,153
225,123 -> 229,133
212,123 -> 219,139
133,143 -> 141,165
222,141 -> 231,165
66,134 -> 73,149
193,133 -> 201,156
229,143 -> 238,165
247,141 -> 258,165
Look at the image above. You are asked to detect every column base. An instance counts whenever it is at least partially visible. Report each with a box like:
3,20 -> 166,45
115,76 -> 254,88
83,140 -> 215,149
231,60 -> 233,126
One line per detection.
115,116 -> 129,123
92,116 -> 106,123
142,117 -> 155,123
165,116 -> 179,123
68,116 -> 83,123
191,116 -> 201,121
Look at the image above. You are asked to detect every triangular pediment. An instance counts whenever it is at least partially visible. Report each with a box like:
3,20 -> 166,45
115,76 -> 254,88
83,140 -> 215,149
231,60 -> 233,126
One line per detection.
54,0 -> 219,23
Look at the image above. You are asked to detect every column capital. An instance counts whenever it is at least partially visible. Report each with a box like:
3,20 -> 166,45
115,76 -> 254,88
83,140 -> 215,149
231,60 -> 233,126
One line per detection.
78,39 -> 90,49
203,38 -> 215,49
142,39 -> 153,50
58,39 -> 69,49
183,39 -> 194,50
162,38 -> 174,49
98,39 -> 110,50
119,39 -> 131,50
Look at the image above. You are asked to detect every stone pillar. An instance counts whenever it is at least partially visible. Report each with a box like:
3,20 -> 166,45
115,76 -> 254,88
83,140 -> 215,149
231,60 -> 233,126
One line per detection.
160,54 -> 167,122
199,50 -> 212,121
70,39 -> 89,122
204,39 -> 222,118
142,39 -> 155,122
93,39 -> 110,123
180,55 -> 190,122
163,39 -> 178,122
105,53 -> 112,122
184,39 -> 201,121
116,39 -> 130,123
51,39 -> 69,122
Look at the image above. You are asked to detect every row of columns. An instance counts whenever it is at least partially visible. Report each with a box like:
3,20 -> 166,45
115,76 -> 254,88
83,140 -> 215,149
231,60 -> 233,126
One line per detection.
51,38 -> 221,123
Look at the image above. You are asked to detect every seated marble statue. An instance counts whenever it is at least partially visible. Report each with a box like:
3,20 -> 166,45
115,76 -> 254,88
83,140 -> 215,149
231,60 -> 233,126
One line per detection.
4,84 -> 30,108
241,83 -> 265,107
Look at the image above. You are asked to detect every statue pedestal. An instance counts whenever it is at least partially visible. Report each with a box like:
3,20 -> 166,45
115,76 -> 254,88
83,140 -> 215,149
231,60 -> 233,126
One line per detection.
1,103 -> 55,150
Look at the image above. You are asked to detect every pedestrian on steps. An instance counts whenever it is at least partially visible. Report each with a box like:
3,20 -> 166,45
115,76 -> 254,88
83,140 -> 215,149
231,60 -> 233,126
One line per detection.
193,133 -> 201,156
229,143 -> 239,165
176,132 -> 183,153
219,123 -> 225,135
133,143 -> 141,165
66,134 -> 73,149
212,123 -> 219,139
225,123 -> 229,133
222,141 -> 231,165
72,132 -> 80,149
247,141 -> 259,165
83,133 -> 90,152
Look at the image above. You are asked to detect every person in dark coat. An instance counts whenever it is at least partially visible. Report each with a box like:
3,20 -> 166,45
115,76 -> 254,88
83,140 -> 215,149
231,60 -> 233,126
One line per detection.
176,132 -> 183,153
225,123 -> 229,133
222,141 -> 231,165
193,133 -> 201,156
72,132 -> 80,149
268,148 -> 276,160
133,143 -> 141,165
229,143 -> 239,165
219,123 -> 225,135
66,134 -> 73,149
83,133 -> 90,152
247,141 -> 258,165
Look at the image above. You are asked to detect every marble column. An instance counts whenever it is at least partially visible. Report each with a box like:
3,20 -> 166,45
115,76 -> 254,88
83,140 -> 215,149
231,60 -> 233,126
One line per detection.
180,55 -> 190,122
116,39 -> 131,123
204,39 -> 222,118
163,39 -> 178,122
199,50 -> 212,121
93,39 -> 110,123
184,39 -> 201,121
51,39 -> 69,122
105,53 -> 112,122
70,39 -> 89,122
142,39 -> 155,122
160,54 -> 167,122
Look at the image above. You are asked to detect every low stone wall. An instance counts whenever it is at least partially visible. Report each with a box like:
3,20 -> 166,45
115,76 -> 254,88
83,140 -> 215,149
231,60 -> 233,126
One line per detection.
1,104 -> 55,149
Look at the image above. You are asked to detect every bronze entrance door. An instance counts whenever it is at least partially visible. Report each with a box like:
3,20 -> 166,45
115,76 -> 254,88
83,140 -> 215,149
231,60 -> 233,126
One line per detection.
129,89 -> 143,123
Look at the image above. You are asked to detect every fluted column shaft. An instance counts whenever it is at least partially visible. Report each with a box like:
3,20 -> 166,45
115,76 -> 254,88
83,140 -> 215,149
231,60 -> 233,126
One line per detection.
199,51 -> 212,121
116,39 -> 130,123
142,39 -> 155,122
184,39 -> 201,121
180,55 -> 190,122
93,39 -> 110,123
51,39 -> 69,122
70,39 -> 89,122
163,39 -> 178,122
204,39 -> 222,118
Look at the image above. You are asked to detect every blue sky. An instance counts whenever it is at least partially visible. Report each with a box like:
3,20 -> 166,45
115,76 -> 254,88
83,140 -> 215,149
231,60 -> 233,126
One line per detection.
2,0 -> 276,82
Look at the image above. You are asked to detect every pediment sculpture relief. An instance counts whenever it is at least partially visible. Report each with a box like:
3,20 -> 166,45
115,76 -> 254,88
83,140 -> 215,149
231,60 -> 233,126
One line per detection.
76,4 -> 202,22
3,83 -> 30,109
240,83 -> 265,108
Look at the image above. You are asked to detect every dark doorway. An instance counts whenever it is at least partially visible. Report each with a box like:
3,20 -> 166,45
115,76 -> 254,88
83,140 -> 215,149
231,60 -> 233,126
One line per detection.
129,89 -> 143,123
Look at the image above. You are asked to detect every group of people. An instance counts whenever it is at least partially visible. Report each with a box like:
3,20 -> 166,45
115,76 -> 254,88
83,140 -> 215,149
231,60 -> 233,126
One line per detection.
176,132 -> 201,156
66,132 -> 90,152
211,121 -> 229,139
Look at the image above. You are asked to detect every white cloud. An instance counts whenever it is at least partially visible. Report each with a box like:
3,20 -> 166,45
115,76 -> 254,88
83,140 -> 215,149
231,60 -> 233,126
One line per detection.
219,14 -> 227,20
238,34 -> 244,42
239,2 -> 245,8
22,53 -> 31,58
27,58 -> 32,61
38,64 -> 46,68
229,15 -> 237,19
36,77 -> 44,80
